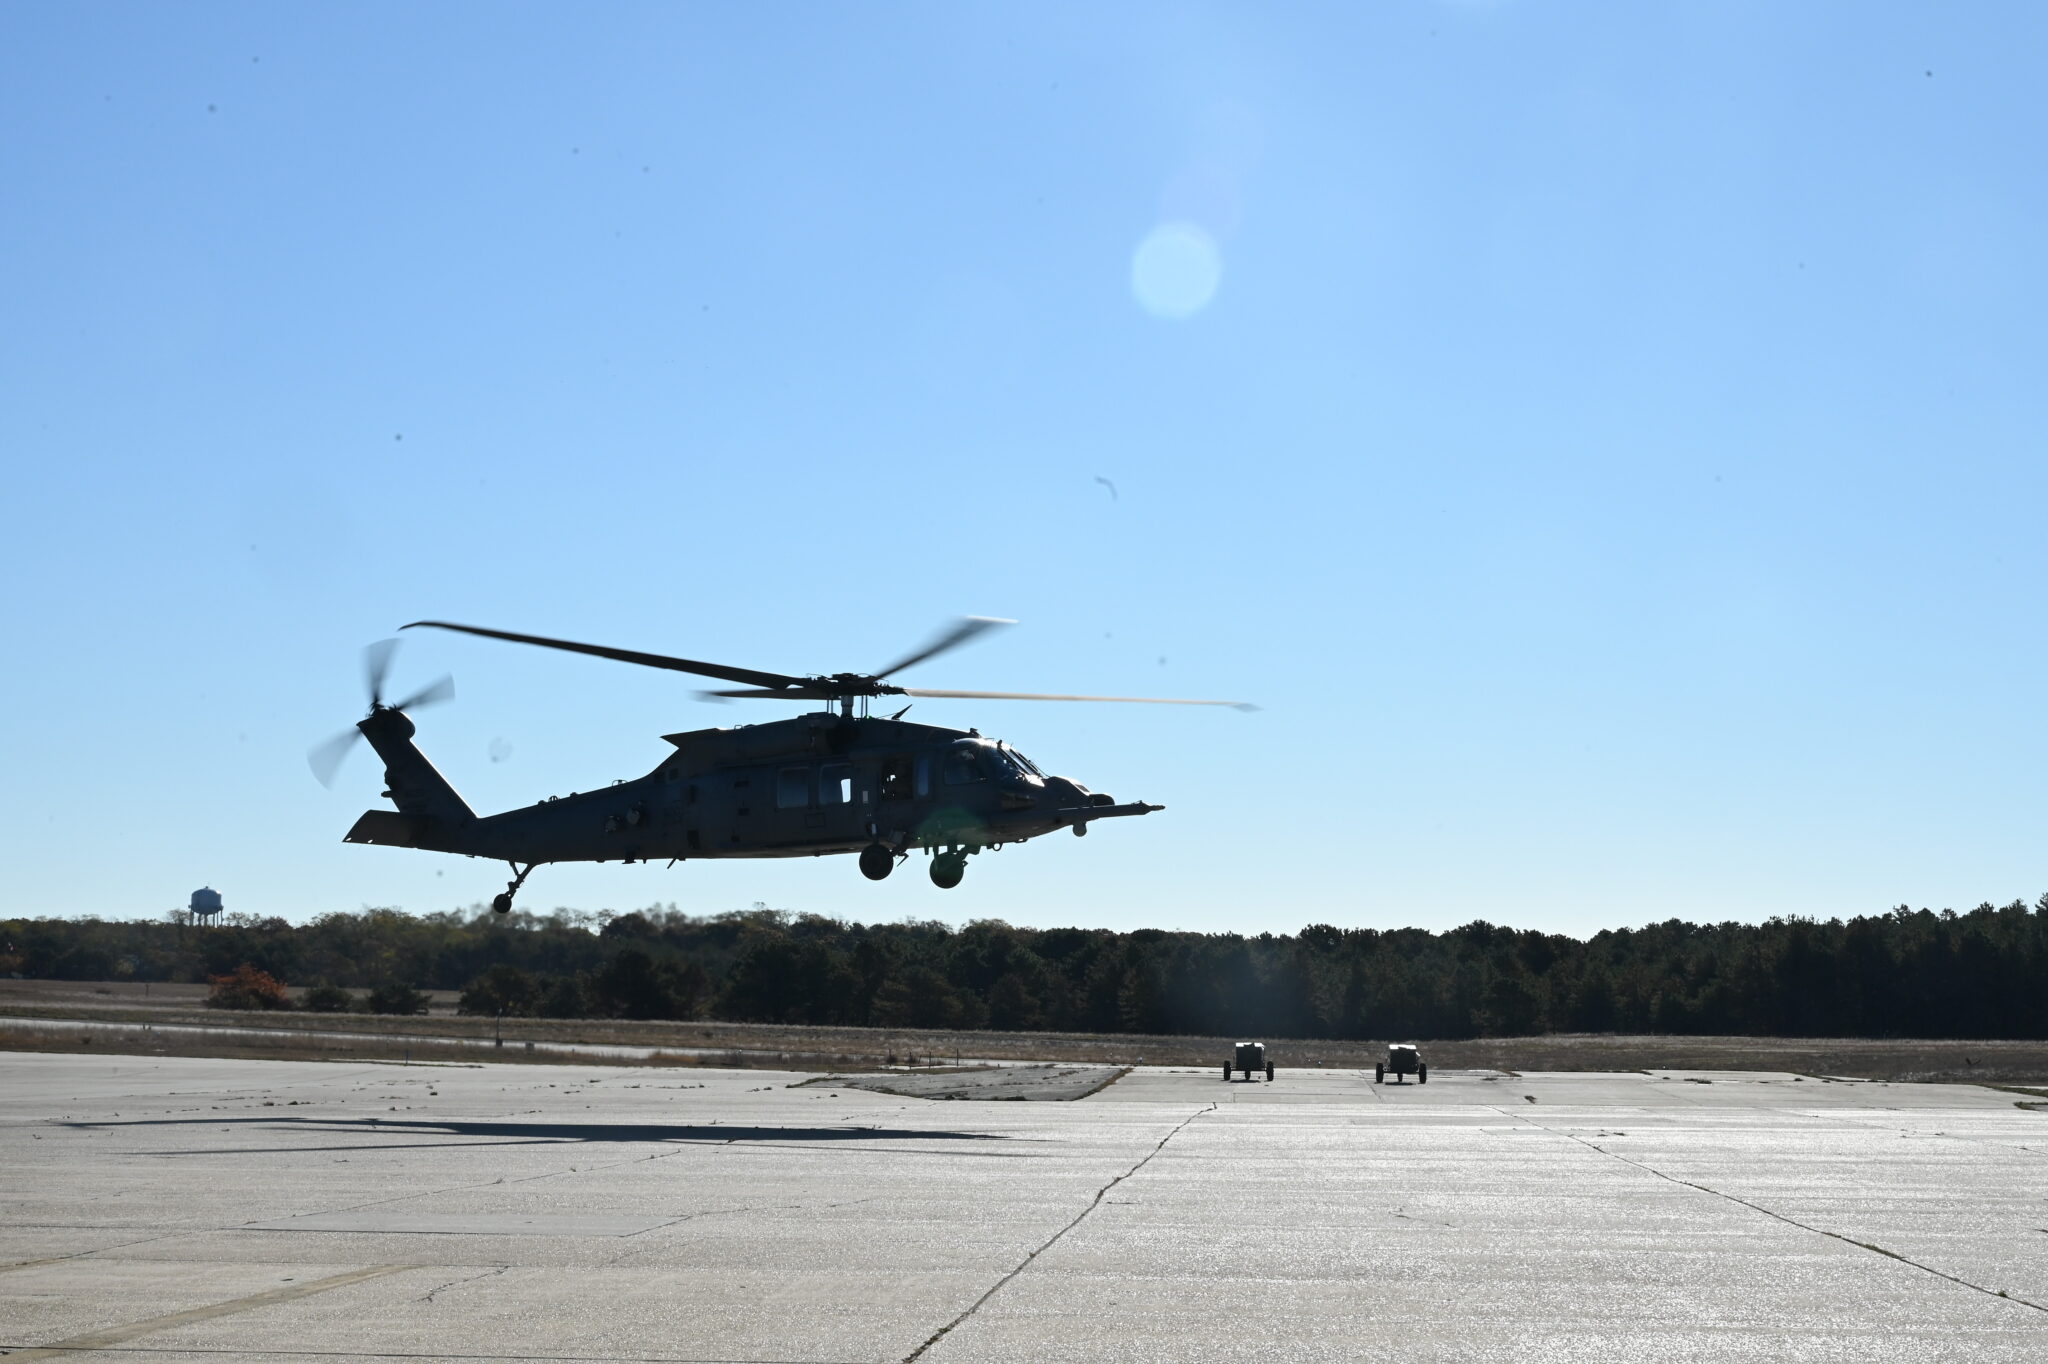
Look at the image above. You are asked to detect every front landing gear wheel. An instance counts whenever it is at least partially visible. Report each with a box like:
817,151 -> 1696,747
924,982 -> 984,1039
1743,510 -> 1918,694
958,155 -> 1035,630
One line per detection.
859,844 -> 895,881
491,894 -> 512,915
930,854 -> 965,890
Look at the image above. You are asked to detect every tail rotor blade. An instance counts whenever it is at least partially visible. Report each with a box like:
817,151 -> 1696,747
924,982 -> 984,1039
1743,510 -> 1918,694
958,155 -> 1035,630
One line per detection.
362,638 -> 400,707
307,727 -> 364,788
392,674 -> 455,712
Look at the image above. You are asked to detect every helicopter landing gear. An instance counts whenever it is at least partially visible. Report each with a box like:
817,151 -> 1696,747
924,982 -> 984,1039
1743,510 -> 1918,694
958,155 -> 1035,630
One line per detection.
491,862 -> 535,915
859,844 -> 895,881
930,850 -> 967,890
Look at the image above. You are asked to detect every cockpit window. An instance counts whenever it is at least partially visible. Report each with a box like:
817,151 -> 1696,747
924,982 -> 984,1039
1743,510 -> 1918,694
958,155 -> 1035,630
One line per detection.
942,745 -> 986,786
999,744 -> 1044,777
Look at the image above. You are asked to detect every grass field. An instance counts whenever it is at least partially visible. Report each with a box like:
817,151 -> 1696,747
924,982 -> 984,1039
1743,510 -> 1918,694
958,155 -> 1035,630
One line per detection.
4,978 -> 2045,1082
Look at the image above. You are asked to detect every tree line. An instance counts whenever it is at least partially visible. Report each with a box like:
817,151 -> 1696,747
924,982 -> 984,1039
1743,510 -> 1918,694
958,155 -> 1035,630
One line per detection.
5,897 -> 2048,1038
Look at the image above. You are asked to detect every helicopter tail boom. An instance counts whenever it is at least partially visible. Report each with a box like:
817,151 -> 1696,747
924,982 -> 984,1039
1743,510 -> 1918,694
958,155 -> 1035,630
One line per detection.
342,707 -> 477,849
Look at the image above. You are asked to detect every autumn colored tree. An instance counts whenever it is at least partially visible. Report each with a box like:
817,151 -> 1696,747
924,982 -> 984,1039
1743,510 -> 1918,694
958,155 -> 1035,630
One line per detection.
205,962 -> 290,1011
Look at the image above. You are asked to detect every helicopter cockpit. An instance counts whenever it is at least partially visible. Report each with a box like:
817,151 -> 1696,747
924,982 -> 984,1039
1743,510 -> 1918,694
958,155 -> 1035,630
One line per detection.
992,741 -> 1046,784
942,738 -> 1045,788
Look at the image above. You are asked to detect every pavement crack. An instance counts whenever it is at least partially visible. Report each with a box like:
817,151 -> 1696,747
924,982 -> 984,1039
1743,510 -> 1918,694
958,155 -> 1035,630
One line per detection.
1495,1106 -> 2048,1316
416,1262 -> 509,1304
901,1102 -> 1214,1363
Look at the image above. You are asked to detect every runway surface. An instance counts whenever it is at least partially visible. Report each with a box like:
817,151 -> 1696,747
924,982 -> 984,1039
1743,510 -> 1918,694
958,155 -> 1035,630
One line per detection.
3,1053 -> 2045,1362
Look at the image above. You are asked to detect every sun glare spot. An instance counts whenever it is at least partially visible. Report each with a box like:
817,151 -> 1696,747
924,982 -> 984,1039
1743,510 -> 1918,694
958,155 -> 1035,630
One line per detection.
1131,222 -> 1222,319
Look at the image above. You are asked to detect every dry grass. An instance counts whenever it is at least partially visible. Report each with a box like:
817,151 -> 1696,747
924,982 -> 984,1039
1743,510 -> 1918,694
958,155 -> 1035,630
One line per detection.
4,980 -> 2046,1081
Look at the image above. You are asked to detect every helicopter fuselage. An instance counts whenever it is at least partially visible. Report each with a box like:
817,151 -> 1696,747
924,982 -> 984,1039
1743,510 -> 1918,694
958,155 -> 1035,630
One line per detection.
342,709 -> 1158,883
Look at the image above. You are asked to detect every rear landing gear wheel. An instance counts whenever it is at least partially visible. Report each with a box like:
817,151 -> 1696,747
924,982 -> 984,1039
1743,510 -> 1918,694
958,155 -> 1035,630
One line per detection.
930,854 -> 965,890
491,862 -> 534,915
859,844 -> 895,881
1266,1062 -> 1275,1082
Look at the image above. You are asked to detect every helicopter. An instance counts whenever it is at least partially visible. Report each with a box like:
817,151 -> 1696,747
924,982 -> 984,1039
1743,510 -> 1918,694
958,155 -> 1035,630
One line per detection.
310,617 -> 1251,911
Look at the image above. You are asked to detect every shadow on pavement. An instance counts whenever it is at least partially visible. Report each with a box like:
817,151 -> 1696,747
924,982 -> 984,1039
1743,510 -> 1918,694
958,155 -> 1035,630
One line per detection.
60,1116 -> 1006,1151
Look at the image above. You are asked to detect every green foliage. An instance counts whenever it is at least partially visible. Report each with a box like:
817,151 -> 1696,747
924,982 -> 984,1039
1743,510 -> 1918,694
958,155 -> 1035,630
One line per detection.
360,981 -> 430,1016
459,964 -> 541,1018
11,896 -> 2048,1039
299,984 -> 354,1013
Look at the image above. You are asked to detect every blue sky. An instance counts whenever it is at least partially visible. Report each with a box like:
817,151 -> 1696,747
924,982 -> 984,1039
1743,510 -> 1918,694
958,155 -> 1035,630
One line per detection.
4,2 -> 2045,936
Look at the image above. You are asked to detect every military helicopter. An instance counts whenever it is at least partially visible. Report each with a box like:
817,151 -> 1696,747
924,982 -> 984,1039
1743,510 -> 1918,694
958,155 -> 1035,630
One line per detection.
310,618 -> 1251,911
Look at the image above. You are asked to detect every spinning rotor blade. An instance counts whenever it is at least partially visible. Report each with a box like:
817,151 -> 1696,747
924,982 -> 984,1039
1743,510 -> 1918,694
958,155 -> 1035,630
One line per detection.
701,686 -> 843,702
901,688 -> 1258,711
362,638 -> 400,706
874,616 -> 1014,681
391,674 -> 455,712
403,621 -> 806,691
307,727 -> 364,788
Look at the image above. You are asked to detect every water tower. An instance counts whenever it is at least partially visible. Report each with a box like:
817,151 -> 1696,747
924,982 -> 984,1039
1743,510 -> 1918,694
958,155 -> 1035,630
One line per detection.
189,886 -> 223,925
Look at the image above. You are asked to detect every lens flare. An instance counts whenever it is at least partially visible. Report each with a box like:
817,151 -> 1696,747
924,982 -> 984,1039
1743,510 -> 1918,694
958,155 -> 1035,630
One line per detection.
1131,222 -> 1222,319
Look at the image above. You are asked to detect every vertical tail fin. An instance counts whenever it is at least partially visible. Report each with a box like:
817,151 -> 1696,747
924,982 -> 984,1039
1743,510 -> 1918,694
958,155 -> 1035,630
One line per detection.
357,708 -> 476,829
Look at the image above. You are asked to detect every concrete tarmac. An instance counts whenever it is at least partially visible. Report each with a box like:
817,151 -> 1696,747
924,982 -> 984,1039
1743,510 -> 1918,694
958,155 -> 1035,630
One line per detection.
3,1053 -> 2045,1362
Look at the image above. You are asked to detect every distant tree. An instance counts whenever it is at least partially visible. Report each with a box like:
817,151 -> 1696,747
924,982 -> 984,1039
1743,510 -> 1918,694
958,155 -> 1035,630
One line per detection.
594,949 -> 674,1020
986,971 -> 1044,1031
872,965 -> 975,1029
538,973 -> 592,1019
206,963 -> 290,1011
1337,962 -> 1369,1040
663,957 -> 712,1020
459,964 -> 541,1017
360,981 -> 430,1015
299,983 -> 355,1013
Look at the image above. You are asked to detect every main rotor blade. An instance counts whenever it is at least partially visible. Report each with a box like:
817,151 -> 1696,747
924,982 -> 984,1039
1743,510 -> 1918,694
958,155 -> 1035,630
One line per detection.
873,616 -> 1014,681
701,686 -> 841,701
391,674 -> 455,712
362,639 -> 399,707
307,727 -> 363,788
901,688 -> 1258,711
402,621 -> 807,691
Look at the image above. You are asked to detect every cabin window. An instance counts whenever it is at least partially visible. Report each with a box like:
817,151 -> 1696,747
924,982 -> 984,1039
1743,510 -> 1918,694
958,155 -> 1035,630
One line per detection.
819,763 -> 853,806
880,755 -> 912,800
943,746 -> 985,786
775,766 -> 811,810
914,755 -> 932,799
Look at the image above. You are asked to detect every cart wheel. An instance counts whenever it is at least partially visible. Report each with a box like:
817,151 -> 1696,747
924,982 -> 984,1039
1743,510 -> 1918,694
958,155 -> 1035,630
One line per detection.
1266,1062 -> 1275,1081
1222,1063 -> 1230,1080
1418,1064 -> 1428,1084
1374,1064 -> 1383,1083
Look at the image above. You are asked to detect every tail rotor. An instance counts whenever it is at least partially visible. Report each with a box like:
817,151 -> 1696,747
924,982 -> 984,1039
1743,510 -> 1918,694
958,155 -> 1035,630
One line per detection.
308,639 -> 455,788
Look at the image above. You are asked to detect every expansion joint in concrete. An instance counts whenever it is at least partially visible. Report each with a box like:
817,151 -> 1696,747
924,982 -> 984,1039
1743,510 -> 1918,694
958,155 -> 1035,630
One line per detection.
1498,1107 -> 2048,1317
901,1102 -> 1215,1362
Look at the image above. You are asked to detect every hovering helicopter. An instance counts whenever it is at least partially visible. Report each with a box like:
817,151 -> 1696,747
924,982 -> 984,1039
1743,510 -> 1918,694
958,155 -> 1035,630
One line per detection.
311,618 -> 1251,911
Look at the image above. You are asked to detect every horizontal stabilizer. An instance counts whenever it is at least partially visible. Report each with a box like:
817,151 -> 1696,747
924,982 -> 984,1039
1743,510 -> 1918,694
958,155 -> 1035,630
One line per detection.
344,810 -> 440,848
